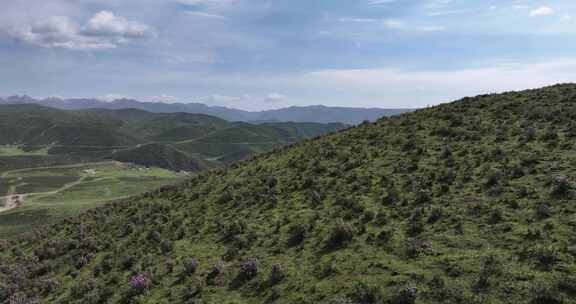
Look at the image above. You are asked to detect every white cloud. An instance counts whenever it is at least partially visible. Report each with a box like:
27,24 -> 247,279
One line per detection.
530,6 -> 554,17
4,10 -> 154,50
195,93 -> 290,110
98,93 -> 179,103
82,11 -> 153,38
265,92 -> 287,103
184,11 -> 228,20
141,94 -> 179,103
296,59 -> 576,107
339,17 -> 445,32
97,94 -> 132,102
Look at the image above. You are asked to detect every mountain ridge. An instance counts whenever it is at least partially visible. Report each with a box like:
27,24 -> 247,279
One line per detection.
0,95 -> 412,125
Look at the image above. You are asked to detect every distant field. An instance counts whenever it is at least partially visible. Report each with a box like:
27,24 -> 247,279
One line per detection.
0,145 -> 49,156
0,161 -> 186,238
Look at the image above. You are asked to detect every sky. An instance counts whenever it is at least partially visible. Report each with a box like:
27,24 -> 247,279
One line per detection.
1,0 -> 576,111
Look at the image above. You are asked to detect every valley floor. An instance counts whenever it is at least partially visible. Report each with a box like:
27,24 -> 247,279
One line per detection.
0,161 -> 186,238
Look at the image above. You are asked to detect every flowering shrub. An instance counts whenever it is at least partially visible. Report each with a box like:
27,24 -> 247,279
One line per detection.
129,273 -> 152,294
239,258 -> 258,280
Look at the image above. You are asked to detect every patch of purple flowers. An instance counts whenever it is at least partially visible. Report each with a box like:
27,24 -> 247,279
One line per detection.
129,273 -> 152,294
240,258 -> 258,279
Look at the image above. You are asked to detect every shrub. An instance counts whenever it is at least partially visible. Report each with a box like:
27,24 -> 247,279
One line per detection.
160,239 -> 173,255
181,258 -> 199,277
535,202 -> 552,219
530,245 -> 561,269
376,229 -> 393,244
239,258 -> 258,280
391,284 -> 418,304
129,273 -> 152,295
484,169 -> 503,188
530,281 -> 563,304
326,221 -> 354,248
287,224 -> 306,247
349,282 -> 381,304
206,261 -> 224,284
269,263 -> 286,284
427,207 -> 443,224
550,175 -> 572,197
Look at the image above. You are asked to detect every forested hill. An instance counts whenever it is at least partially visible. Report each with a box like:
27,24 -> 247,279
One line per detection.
3,84 -> 576,303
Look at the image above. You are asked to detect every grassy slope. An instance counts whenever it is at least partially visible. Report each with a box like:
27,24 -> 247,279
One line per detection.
0,105 -> 347,170
107,143 -> 210,172
7,85 -> 576,303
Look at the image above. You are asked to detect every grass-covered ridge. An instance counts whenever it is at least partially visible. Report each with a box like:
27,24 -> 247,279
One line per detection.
3,84 -> 576,303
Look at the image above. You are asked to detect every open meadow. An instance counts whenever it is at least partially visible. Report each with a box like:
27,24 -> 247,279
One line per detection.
0,161 -> 186,238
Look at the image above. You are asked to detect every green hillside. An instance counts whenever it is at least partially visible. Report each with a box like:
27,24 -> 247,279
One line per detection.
0,105 -> 347,170
8,85 -> 576,303
108,143 -> 209,172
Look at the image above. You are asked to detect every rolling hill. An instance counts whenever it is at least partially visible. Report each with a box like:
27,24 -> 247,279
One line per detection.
0,96 -> 412,125
2,84 -> 576,303
0,104 -> 347,171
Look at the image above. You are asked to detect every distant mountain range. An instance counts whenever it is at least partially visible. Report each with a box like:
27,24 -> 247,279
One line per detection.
0,95 -> 412,124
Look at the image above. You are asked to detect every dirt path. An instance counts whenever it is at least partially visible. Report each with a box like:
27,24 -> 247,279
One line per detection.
0,194 -> 25,213
0,161 -> 116,179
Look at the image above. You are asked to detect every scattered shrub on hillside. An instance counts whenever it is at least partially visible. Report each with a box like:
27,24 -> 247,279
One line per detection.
206,261 -> 225,285
404,239 -> 433,258
523,126 -> 537,142
348,281 -> 381,304
406,216 -> 424,237
529,281 -> 563,304
376,229 -> 394,245
160,239 -> 173,255
529,245 -> 562,270
487,208 -> 504,224
238,258 -> 259,280
390,284 -> 418,304
541,127 -> 559,142
427,207 -> 443,224
269,263 -> 286,284
484,169 -> 503,188
181,258 -> 199,278
550,175 -> 572,197
535,202 -> 553,219
286,223 -> 307,247
129,273 -> 152,295
325,221 -> 354,249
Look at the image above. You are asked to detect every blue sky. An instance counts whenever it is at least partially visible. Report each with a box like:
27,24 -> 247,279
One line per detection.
1,0 -> 576,110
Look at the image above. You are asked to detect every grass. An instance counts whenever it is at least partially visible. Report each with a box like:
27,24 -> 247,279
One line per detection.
0,162 -> 185,238
8,85 -> 576,303
0,145 -> 49,156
